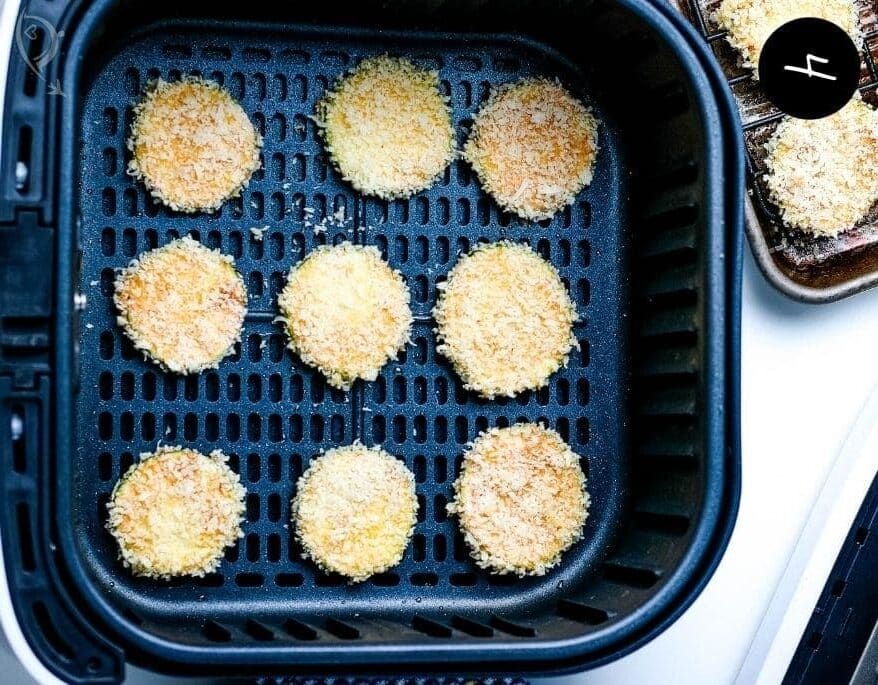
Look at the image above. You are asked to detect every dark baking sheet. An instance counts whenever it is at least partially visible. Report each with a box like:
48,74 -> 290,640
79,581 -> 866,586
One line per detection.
679,0 -> 878,301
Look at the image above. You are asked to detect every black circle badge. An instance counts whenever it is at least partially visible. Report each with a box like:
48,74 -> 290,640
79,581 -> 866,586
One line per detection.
758,18 -> 860,119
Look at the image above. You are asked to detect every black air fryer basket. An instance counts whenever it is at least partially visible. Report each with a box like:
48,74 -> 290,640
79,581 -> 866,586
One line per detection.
0,0 -> 743,681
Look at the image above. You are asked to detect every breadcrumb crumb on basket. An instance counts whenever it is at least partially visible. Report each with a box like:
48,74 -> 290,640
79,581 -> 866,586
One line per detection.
433,240 -> 577,398
315,55 -> 456,200
763,97 -> 878,237
127,77 -> 262,213
277,242 -> 413,390
106,446 -> 246,579
463,78 -> 598,221
448,423 -> 589,576
291,443 -> 418,582
715,0 -> 860,74
113,235 -> 247,375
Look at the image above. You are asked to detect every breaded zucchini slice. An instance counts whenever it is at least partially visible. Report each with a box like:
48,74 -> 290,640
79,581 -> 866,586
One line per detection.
716,0 -> 859,74
433,241 -> 577,398
114,236 -> 247,374
316,55 -> 455,199
448,424 -> 589,576
464,78 -> 598,221
764,98 -> 878,236
127,77 -> 262,212
292,444 -> 418,582
277,243 -> 412,390
107,446 -> 246,579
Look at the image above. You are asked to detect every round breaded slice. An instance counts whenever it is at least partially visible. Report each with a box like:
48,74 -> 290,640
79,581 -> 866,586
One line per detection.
316,55 -> 456,199
292,444 -> 418,582
764,97 -> 878,236
463,78 -> 598,221
107,446 -> 246,579
277,243 -> 413,390
127,77 -> 262,213
433,241 -> 577,399
114,235 -> 247,374
448,423 -> 589,576
716,0 -> 860,73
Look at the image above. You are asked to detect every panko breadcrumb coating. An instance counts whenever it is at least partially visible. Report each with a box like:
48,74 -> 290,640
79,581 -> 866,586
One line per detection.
464,78 -> 598,221
716,0 -> 860,73
107,446 -> 246,579
114,236 -> 247,374
291,444 -> 418,582
448,424 -> 589,576
277,243 -> 412,390
763,97 -> 878,236
315,55 -> 456,199
127,77 -> 262,212
433,241 -> 577,398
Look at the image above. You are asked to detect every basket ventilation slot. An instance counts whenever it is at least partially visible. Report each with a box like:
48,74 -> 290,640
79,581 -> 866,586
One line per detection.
557,600 -> 612,626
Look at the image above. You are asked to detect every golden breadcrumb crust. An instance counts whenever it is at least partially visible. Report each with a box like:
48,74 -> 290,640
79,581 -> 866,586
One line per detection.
715,0 -> 860,73
448,424 -> 589,576
433,241 -> 577,398
277,243 -> 413,390
107,446 -> 246,579
114,236 -> 247,374
464,78 -> 598,221
127,77 -> 262,212
764,97 -> 878,236
316,55 -> 456,199
291,444 -> 418,582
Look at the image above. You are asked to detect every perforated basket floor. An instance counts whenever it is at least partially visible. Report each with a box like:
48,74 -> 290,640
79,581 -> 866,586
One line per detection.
73,21 -> 627,638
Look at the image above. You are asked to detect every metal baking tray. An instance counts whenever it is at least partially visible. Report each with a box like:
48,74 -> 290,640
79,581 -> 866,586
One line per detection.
678,0 -> 878,302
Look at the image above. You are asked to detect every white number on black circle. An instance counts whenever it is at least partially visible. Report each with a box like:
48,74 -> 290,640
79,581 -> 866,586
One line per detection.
784,53 -> 837,81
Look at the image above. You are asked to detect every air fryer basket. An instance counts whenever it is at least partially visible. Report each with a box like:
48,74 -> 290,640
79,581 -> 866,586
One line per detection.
79,20 -> 631,628
0,0 -> 742,681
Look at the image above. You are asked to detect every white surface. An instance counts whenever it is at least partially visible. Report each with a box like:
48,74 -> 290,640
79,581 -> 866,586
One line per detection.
0,528 -> 64,685
0,0 -> 16,164
739,384 -> 878,684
